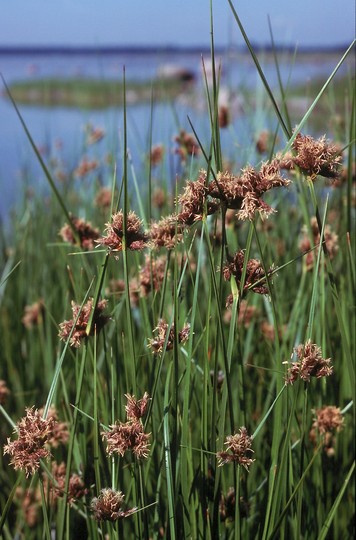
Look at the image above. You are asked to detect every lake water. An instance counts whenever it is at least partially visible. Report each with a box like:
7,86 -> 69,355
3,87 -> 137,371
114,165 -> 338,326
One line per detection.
0,48 -> 352,224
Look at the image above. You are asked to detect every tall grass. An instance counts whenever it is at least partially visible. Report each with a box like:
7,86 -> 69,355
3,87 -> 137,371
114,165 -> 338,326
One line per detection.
0,3 -> 355,539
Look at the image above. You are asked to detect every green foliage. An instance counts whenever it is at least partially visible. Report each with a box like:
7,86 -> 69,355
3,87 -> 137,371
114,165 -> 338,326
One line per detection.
0,8 -> 355,540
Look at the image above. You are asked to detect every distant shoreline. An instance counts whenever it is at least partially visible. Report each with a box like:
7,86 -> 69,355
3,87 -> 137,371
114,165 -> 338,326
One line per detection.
0,43 -> 353,55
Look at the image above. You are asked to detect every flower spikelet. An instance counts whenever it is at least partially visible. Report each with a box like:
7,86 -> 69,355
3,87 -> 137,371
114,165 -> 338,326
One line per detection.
97,210 -> 147,253
38,406 -> 69,448
222,250 -> 272,296
217,427 -> 255,470
102,393 -> 151,460
174,129 -> 200,162
299,217 -> 339,271
149,215 -> 184,250
0,379 -> 10,405
59,216 -> 100,250
3,407 -> 55,477
58,298 -> 108,348
139,255 -> 167,297
292,132 -> 342,179
91,488 -> 136,521
147,319 -> 190,354
310,405 -> 344,457
285,340 -> 333,384
177,170 -> 219,225
44,461 -> 87,505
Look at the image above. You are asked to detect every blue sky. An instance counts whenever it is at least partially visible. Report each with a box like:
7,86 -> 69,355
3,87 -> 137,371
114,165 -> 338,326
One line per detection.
1,0 -> 355,48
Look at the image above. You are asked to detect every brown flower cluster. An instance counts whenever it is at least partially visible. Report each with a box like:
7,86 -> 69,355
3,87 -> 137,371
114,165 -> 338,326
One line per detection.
310,405 -> 344,457
97,210 -> 147,253
299,217 -> 339,271
15,487 -> 41,528
284,340 -> 333,385
292,132 -> 342,180
74,157 -> 99,177
95,187 -> 113,210
150,144 -> 165,166
219,489 -> 250,522
148,319 -> 190,354
223,250 -> 272,299
256,130 -> 273,154
91,488 -> 136,521
102,393 -> 151,460
59,216 -> 100,250
139,255 -> 167,297
3,407 -> 55,477
85,124 -> 105,145
58,298 -> 109,348
217,427 -> 255,470
208,159 -> 290,220
0,379 -> 10,405
149,215 -> 184,250
177,170 -> 219,225
44,461 -> 87,505
38,406 -> 69,448
22,300 -> 44,329
174,129 -> 200,162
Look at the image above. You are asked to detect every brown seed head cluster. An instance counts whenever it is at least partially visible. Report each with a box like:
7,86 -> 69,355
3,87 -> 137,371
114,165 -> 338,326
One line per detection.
148,319 -> 190,354
292,132 -> 342,180
95,187 -> 113,209
91,488 -> 136,521
74,157 -> 99,178
177,170 -> 219,225
310,405 -> 344,457
44,461 -> 87,506
139,255 -> 167,297
59,216 -> 100,250
0,379 -> 10,405
208,159 -> 290,220
174,129 -> 200,162
58,298 -> 108,348
97,210 -> 147,253
22,300 -> 44,329
38,406 -> 69,448
285,340 -> 333,385
217,427 -> 255,470
299,217 -> 339,271
85,124 -> 105,145
149,215 -> 184,250
223,250 -> 272,299
3,407 -> 55,477
150,144 -> 165,166
15,487 -> 41,528
102,393 -> 151,460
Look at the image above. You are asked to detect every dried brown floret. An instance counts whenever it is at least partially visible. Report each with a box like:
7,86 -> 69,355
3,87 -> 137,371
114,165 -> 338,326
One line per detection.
147,319 -> 190,354
74,157 -> 99,177
208,160 -> 290,220
150,144 -> 165,166
44,461 -> 87,505
102,420 -> 150,459
218,104 -> 231,128
85,124 -> 105,145
15,487 -> 41,528
91,488 -> 136,521
0,379 -> 10,405
58,298 -> 109,348
292,132 -> 342,180
222,250 -> 273,296
3,407 -> 55,477
151,186 -> 167,209
149,215 -> 184,250
310,405 -> 344,457
95,187 -> 113,209
97,210 -> 147,253
59,216 -> 100,250
38,406 -> 69,448
22,300 -> 44,329
299,217 -> 339,271
284,340 -> 333,385
139,255 -> 167,297
174,129 -> 200,162
177,170 -> 219,225
125,392 -> 150,421
217,427 -> 255,470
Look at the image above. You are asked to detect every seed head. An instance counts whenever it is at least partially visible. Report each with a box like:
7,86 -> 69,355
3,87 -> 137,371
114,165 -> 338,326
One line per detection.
97,210 -> 147,253
292,132 -> 342,180
284,340 -> 333,385
217,427 -> 255,470
58,298 -> 109,348
91,488 -> 136,521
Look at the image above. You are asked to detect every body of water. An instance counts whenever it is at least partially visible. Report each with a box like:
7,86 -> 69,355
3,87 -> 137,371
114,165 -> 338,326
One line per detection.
0,47 -> 352,224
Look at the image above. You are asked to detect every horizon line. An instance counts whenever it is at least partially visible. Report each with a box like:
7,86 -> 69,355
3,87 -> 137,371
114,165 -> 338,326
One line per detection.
0,43 -> 352,55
